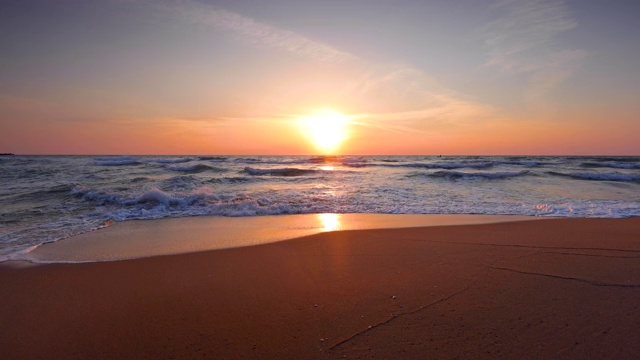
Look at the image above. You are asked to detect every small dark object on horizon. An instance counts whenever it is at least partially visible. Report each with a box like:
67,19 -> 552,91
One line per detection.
0,153 -> 15,156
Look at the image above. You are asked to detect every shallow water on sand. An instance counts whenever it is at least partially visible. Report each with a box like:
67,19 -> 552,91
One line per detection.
23,214 -> 539,263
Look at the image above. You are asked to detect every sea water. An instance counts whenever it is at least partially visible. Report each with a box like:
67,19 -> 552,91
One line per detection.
1,155 -> 639,261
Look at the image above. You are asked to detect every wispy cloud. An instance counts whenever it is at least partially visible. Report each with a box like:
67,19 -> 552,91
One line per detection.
147,0 -> 496,131
350,94 -> 497,134
159,0 -> 356,64
482,0 -> 586,109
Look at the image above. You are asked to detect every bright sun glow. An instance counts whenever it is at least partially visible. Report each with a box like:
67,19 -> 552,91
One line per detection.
299,110 -> 349,153
318,213 -> 341,232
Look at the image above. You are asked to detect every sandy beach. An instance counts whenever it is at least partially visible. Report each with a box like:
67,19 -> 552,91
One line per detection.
4,0 -> 640,358
1,217 -> 639,359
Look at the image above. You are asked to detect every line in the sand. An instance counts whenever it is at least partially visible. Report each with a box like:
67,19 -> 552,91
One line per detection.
490,266 -> 640,288
327,267 -> 489,352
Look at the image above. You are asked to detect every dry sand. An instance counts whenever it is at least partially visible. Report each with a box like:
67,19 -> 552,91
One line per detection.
1,218 -> 639,359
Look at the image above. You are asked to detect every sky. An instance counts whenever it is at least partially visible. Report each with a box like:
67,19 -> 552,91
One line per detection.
1,0 -> 639,155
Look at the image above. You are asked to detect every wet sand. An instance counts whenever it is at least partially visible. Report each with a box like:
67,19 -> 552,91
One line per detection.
23,213 -> 538,263
1,217 -> 639,359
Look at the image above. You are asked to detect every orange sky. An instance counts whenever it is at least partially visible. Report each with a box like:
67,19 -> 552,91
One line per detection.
1,0 -> 639,155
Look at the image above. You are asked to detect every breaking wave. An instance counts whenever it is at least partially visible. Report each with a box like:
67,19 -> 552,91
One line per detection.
243,167 -> 319,177
166,164 -> 228,173
68,186 -> 314,219
376,162 -> 495,170
94,157 -> 140,166
198,156 -> 228,161
580,161 -> 640,170
547,171 -> 640,182
3,154 -> 640,262
148,158 -> 192,164
410,170 -> 530,180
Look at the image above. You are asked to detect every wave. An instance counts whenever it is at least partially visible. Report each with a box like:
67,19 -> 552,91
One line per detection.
137,189 -> 190,206
361,159 -> 549,169
233,157 -> 262,164
379,161 -> 495,170
243,167 -> 318,177
159,175 -> 257,189
94,157 -> 140,166
148,158 -> 191,164
9,184 -> 75,202
583,156 -> 639,163
411,170 -> 530,180
198,156 -> 228,161
68,186 -> 302,219
8,155 -> 640,263
497,160 -> 547,167
71,187 -> 124,206
580,161 -> 640,170
341,158 -> 369,168
166,164 -> 227,173
309,155 -> 343,163
38,184 -> 76,195
94,156 -> 132,161
230,157 -> 309,166
342,162 -> 368,168
208,177 -> 255,184
72,186 -> 203,208
547,171 -> 640,182
160,175 -> 197,190
233,155 -> 366,167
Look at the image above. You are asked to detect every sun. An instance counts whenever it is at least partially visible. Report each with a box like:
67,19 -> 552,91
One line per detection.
299,110 -> 350,153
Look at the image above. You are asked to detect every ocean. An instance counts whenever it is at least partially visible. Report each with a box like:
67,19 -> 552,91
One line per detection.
1,155 -> 639,261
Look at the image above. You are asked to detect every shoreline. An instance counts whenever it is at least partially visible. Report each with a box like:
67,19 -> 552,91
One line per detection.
20,213 -> 542,264
1,218 -> 639,359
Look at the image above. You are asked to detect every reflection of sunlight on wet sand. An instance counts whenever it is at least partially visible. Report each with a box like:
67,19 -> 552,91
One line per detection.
28,214 -> 541,262
318,213 -> 341,231
317,213 -> 346,275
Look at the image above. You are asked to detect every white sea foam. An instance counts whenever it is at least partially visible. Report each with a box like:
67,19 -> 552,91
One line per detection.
547,171 -> 640,182
580,161 -> 640,170
138,188 -> 181,205
243,166 -> 319,176
166,164 -> 226,173
94,157 -> 140,166
405,170 -> 530,180
148,158 -> 192,164
376,161 -> 495,170
1,155 -> 640,261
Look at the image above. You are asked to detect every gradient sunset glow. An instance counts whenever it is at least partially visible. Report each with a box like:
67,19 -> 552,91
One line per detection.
1,0 -> 639,155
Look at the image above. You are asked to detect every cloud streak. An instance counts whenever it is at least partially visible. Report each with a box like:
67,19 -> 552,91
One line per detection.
162,0 -> 356,64
150,0 -> 496,130
482,0 -> 586,109
351,94 -> 497,134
